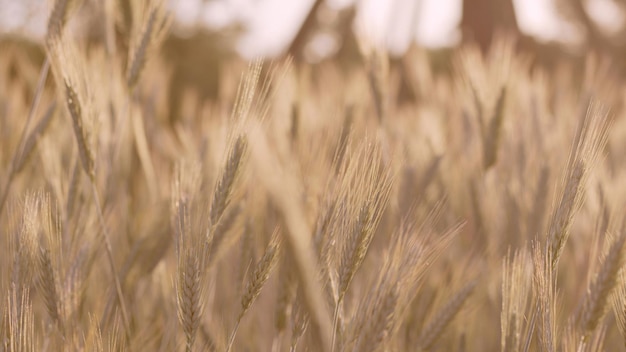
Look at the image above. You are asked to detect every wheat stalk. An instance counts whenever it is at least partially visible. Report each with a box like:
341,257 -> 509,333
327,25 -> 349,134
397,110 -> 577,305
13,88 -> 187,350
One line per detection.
0,61 -> 51,218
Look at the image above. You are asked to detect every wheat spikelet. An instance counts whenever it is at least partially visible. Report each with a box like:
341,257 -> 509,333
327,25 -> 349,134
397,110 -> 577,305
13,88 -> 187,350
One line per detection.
290,298 -> 310,352
250,124 -> 336,350
11,193 -> 40,290
65,77 -> 130,338
353,285 -> 399,352
172,160 -> 207,352
126,8 -> 156,89
241,232 -> 281,315
532,242 -> 557,352
349,259 -> 398,350
418,279 -> 477,350
227,231 -> 281,352
6,286 -> 37,352
46,0 -> 74,41
47,37 -> 132,339
547,103 -> 610,271
14,193 -> 62,336
501,248 -> 531,352
210,135 -> 247,228
63,79 -> 95,183
335,143 -> 392,297
331,161 -> 392,350
126,0 -> 170,89
177,244 -> 203,352
348,217 -> 458,352
338,203 -> 374,302
579,231 -> 626,341
547,159 -> 584,269
4,18 -> 626,352
37,225 -> 62,329
611,268 -> 626,347
62,244 -> 90,326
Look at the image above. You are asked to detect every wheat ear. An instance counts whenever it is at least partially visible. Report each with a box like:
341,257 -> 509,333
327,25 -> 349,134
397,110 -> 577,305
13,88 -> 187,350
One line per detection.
11,193 -> 40,290
126,0 -> 170,89
63,77 -> 131,341
46,0 -> 74,41
226,232 -> 281,352
579,232 -> 626,342
248,126 -> 333,351
547,103 -> 610,271
210,135 -> 247,228
177,243 -> 203,352
532,242 -> 557,352
418,279 -> 477,350
501,249 -> 531,352
290,298 -> 310,352
353,284 -> 400,352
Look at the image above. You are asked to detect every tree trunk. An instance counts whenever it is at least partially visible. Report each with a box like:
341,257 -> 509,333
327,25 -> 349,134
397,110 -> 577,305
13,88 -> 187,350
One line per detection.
461,0 -> 519,51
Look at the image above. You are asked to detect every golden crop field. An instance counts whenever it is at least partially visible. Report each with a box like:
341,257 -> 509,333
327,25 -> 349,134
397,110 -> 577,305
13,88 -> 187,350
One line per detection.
1,1 -> 626,351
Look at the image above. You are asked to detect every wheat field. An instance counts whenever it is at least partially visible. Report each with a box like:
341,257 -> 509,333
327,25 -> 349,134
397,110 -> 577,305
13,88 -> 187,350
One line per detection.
2,1 -> 626,351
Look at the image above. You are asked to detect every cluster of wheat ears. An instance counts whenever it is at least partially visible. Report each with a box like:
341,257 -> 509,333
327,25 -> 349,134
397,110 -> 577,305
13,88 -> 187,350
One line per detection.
2,1 -> 626,351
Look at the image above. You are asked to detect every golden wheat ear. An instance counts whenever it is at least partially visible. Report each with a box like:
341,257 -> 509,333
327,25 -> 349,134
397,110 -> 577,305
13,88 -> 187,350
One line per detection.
226,230 -> 281,352
547,102 -> 611,271
578,231 -> 626,343
46,0 -> 77,41
501,248 -> 532,352
47,35 -> 132,341
417,279 -> 477,350
126,0 -> 171,90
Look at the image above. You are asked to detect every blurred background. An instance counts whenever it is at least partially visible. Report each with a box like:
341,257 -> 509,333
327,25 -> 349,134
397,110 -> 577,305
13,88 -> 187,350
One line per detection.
2,0 -> 626,55
1,0 -> 625,102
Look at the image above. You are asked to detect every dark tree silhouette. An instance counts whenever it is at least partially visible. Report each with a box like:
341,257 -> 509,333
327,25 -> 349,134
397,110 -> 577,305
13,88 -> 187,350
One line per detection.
461,0 -> 519,51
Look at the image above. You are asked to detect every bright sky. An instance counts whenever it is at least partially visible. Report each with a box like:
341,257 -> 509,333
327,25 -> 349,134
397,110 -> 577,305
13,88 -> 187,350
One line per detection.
210,0 -> 578,57
0,0 -> 623,57
191,0 -> 621,57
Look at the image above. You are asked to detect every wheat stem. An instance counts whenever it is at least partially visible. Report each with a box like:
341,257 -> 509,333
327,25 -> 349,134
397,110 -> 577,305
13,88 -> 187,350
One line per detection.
0,59 -> 50,218
91,182 -> 131,342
